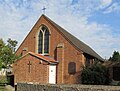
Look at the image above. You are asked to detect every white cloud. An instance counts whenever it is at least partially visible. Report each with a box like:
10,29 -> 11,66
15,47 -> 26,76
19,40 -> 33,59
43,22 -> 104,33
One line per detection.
0,0 -> 120,59
98,0 -> 112,9
103,2 -> 120,14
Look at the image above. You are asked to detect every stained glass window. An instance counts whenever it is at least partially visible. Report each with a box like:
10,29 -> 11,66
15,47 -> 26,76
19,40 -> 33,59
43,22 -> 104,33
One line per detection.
38,31 -> 43,54
38,25 -> 50,54
44,29 -> 49,53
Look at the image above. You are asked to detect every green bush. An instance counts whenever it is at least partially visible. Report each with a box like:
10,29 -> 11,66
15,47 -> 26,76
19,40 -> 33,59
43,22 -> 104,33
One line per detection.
117,82 -> 120,86
81,63 -> 111,85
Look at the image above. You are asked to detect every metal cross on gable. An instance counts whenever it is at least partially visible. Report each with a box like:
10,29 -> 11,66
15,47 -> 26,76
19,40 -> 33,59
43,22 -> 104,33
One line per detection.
27,61 -> 32,73
42,6 -> 46,14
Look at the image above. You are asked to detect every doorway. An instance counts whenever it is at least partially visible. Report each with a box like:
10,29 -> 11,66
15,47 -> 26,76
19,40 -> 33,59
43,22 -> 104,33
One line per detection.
49,65 -> 56,84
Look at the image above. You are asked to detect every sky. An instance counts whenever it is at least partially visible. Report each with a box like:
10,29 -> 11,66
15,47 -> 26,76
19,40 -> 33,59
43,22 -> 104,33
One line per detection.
0,0 -> 120,59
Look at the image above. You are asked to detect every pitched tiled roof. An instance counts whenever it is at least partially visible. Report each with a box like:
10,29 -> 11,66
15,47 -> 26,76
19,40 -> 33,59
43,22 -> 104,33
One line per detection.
42,15 -> 103,61
15,52 -> 58,64
29,52 -> 57,63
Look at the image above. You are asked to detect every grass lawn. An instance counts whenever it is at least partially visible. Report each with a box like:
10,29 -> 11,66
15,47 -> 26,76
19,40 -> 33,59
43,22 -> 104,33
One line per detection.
0,86 -> 6,91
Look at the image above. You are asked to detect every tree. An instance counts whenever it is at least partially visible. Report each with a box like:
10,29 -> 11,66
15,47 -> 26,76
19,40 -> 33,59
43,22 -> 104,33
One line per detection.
0,39 -> 5,55
0,39 -> 5,69
0,38 -> 19,68
109,51 -> 120,61
0,58 -> 2,70
1,45 -> 13,66
7,38 -> 18,53
81,63 -> 111,85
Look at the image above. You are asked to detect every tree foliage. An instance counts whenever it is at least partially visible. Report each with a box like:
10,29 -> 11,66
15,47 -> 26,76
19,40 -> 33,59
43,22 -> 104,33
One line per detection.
7,38 -> 18,53
0,38 -> 19,68
0,58 -> 2,70
81,63 -> 111,85
109,51 -> 120,61
0,39 -> 5,55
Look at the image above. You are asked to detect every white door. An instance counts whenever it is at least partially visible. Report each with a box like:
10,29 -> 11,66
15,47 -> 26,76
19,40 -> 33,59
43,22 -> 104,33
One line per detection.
49,65 -> 56,84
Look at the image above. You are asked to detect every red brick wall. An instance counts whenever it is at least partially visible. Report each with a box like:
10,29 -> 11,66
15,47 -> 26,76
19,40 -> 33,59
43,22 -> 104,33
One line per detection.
15,15 -> 85,84
13,54 -> 49,84
56,45 -> 64,83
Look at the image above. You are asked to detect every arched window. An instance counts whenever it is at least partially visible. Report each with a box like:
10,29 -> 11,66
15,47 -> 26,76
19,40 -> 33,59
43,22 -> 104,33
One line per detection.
68,62 -> 76,74
38,31 -> 43,54
44,29 -> 49,53
38,25 -> 50,54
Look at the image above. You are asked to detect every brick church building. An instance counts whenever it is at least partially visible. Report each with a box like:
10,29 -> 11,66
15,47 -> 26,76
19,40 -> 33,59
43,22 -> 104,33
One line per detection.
13,14 -> 103,85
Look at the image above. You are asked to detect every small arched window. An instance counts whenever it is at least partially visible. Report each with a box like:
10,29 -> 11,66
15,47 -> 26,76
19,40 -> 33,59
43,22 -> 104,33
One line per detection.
38,25 -> 50,54
68,62 -> 76,74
